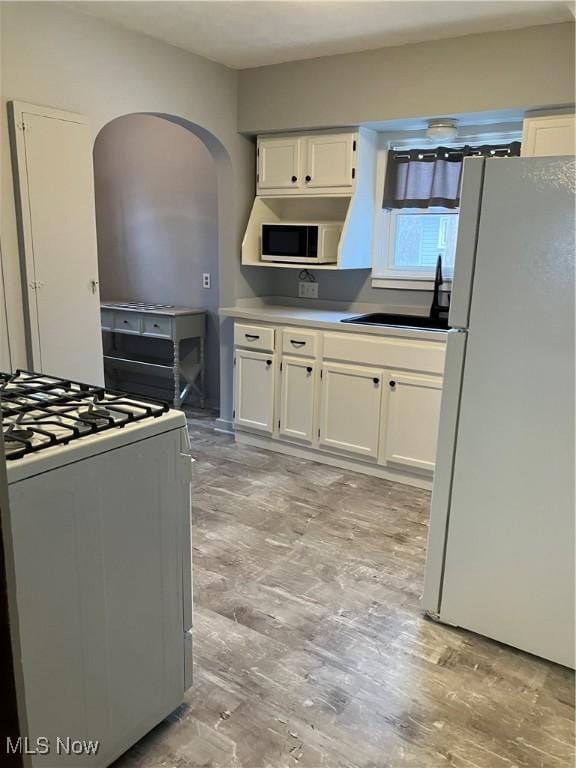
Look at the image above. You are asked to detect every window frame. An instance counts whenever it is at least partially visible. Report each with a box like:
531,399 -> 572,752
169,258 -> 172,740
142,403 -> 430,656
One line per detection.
384,206 -> 459,281
371,129 -> 522,290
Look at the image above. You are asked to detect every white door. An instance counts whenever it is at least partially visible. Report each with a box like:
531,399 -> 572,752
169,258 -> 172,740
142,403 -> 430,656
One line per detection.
10,102 -> 104,385
257,136 -> 301,190
9,430 -> 187,766
319,362 -> 382,458
279,356 -> 316,443
382,372 -> 442,472
234,349 -> 275,433
521,115 -> 576,157
304,133 -> 355,190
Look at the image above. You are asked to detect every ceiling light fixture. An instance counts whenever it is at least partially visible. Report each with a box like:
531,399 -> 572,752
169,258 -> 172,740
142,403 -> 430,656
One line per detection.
426,118 -> 459,141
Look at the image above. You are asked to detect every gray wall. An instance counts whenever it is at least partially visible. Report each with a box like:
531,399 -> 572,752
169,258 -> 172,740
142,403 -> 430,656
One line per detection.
0,1 -> 272,420
94,114 -> 220,403
238,23 -> 575,134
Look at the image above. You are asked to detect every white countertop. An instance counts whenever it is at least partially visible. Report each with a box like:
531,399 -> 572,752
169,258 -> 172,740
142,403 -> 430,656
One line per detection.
219,303 -> 449,342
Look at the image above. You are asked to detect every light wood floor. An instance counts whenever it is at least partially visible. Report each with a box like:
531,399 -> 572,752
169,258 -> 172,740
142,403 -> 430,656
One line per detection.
113,411 -> 574,768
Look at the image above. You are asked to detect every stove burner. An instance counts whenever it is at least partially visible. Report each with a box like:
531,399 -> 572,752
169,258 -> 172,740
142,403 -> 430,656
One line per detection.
5,428 -> 34,442
1,370 -> 170,460
78,407 -> 111,424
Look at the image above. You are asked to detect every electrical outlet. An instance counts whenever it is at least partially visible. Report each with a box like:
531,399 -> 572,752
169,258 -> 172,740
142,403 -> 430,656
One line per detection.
202,272 -> 211,289
298,281 -> 318,299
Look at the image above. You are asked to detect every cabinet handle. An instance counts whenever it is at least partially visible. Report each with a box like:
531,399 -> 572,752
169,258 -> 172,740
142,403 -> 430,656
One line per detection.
266,359 -> 272,366
291,175 -> 297,183
305,175 -> 311,182
373,377 -> 379,385
306,366 -> 312,373
389,380 -> 396,388
245,334 -> 260,341
290,339 -> 306,347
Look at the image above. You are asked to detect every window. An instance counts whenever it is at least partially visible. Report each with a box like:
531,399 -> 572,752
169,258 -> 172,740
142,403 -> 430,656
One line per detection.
388,208 -> 459,277
372,134 -> 521,288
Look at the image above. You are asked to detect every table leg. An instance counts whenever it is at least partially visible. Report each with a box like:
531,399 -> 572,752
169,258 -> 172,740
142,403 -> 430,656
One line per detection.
200,337 -> 206,409
173,340 -> 181,410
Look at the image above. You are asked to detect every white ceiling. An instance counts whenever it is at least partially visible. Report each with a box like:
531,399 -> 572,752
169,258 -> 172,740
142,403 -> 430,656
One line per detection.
69,1 -> 573,69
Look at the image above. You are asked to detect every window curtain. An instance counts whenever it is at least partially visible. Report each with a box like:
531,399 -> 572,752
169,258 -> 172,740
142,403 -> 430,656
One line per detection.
382,142 -> 521,209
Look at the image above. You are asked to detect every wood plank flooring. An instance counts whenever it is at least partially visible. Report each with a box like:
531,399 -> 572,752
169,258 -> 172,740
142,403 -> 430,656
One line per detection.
113,410 -> 574,768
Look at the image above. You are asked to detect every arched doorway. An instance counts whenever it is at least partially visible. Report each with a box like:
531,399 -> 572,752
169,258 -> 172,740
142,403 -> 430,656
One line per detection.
93,113 -> 226,406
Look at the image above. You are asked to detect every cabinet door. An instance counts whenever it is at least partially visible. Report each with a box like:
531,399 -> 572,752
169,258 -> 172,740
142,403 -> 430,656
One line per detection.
521,115 -> 576,157
383,372 -> 442,472
319,362 -> 382,458
234,349 -> 275,433
257,136 -> 301,190
279,356 -> 316,443
304,133 -> 355,190
10,102 -> 104,386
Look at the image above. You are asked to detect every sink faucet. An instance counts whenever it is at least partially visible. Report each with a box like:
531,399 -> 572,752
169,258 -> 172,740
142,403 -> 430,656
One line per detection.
430,254 -> 450,321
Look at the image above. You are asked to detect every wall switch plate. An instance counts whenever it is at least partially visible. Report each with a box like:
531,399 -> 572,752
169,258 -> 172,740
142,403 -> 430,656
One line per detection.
202,273 -> 211,289
298,281 -> 318,299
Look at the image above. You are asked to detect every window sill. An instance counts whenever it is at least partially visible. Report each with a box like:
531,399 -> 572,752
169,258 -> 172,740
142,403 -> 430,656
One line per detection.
371,276 -> 453,291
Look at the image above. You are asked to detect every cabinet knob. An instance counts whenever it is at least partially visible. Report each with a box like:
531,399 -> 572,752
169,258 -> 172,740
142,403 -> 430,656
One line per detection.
373,377 -> 379,385
266,359 -> 272,366
291,175 -> 297,183
389,380 -> 396,388
123,319 -> 128,324
306,366 -> 312,373
305,175 -> 311,182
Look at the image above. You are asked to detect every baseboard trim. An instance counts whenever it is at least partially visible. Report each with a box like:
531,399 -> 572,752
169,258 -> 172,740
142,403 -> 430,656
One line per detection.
215,417 -> 235,435
236,431 -> 433,490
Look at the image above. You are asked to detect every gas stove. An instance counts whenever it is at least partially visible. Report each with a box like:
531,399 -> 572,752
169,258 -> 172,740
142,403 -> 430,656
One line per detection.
1,370 -> 170,460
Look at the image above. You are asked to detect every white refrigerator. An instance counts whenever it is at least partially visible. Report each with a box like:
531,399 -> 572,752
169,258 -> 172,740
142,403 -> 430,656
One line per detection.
423,156 -> 575,668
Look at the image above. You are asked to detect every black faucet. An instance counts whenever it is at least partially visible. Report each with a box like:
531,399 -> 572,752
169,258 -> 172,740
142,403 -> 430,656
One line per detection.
430,254 -> 449,321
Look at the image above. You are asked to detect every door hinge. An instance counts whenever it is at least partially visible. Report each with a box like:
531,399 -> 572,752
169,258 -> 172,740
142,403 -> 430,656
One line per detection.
280,362 -> 283,372
351,167 -> 356,179
352,139 -> 357,151
256,173 -> 260,183
320,369 -> 323,379
233,356 -> 236,367
18,121 -> 29,132
278,419 -> 281,429
232,409 -> 236,418
317,428 -> 321,438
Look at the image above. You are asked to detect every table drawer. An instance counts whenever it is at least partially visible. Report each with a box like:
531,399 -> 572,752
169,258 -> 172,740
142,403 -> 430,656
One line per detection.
113,312 -> 141,334
143,315 -> 172,338
282,328 -> 319,357
101,309 -> 113,331
234,323 -> 275,352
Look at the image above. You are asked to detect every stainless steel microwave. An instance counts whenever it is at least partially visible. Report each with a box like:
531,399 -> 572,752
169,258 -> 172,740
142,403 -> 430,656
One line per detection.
261,222 -> 342,264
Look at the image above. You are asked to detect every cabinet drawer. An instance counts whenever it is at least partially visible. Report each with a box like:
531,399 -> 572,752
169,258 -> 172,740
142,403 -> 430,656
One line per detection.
113,312 -> 141,334
282,328 -> 319,357
143,315 -> 172,338
234,323 -> 275,352
323,332 -> 446,375
101,309 -> 113,331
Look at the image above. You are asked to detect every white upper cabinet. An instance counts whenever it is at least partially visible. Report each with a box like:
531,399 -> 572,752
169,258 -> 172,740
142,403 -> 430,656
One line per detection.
521,114 -> 576,157
257,136 -> 301,190
257,131 -> 357,195
304,133 -> 355,189
382,372 -> 442,472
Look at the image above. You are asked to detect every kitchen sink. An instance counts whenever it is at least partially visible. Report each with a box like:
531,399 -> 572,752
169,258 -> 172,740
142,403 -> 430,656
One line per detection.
341,313 -> 450,331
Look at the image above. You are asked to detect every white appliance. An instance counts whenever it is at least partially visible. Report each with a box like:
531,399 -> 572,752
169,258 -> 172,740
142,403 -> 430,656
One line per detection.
2,371 -> 193,766
260,221 -> 341,263
423,156 -> 575,668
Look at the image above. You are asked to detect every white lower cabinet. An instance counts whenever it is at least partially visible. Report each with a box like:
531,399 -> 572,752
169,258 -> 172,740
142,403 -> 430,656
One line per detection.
383,372 -> 442,472
233,321 -> 446,486
279,356 -> 316,443
319,362 -> 382,458
234,349 -> 275,433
